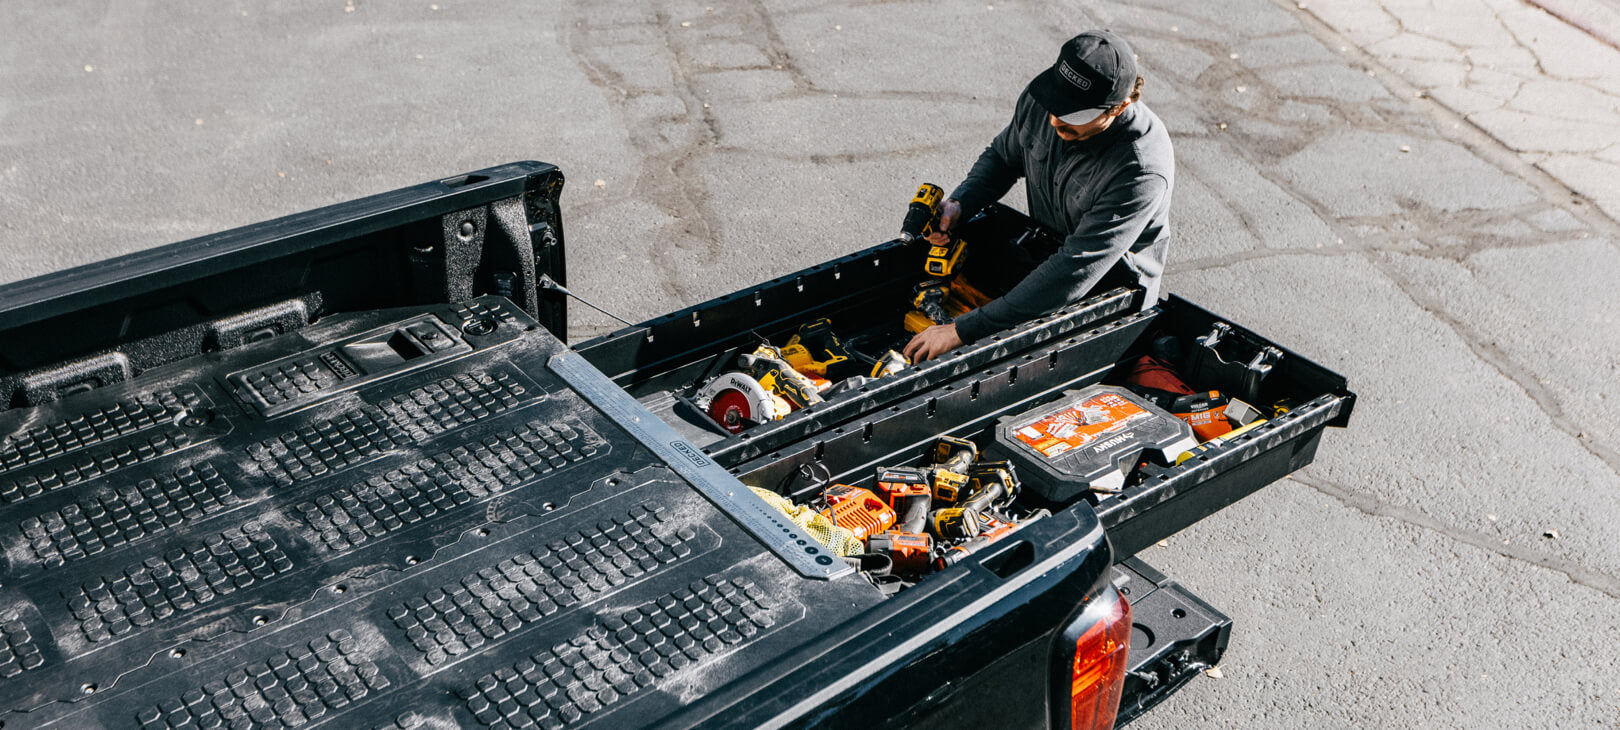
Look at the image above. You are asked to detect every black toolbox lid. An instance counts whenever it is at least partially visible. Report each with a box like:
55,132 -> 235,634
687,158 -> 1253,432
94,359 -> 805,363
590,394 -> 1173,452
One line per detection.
0,296 -> 882,728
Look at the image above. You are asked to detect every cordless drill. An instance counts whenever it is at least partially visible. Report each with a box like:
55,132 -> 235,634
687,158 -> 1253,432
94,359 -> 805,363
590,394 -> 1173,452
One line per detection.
904,281 -> 955,334
928,436 -> 978,503
900,183 -> 945,243
872,467 -> 935,576
899,183 -> 968,278
930,466 -> 1014,540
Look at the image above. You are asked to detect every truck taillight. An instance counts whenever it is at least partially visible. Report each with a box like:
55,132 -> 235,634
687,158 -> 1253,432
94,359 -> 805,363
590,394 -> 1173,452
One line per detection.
1069,590 -> 1132,730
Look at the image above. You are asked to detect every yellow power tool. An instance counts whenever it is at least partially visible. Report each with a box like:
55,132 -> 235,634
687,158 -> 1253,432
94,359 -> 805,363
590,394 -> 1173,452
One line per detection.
781,319 -> 909,381
899,183 -> 968,278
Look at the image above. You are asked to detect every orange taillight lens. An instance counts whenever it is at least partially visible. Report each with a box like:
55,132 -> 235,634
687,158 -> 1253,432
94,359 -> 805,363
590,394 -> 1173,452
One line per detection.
1069,591 -> 1132,730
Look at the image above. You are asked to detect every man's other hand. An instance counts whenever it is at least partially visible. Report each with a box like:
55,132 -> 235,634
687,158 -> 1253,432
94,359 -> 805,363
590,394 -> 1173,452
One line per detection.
925,199 -> 963,246
903,323 -> 963,362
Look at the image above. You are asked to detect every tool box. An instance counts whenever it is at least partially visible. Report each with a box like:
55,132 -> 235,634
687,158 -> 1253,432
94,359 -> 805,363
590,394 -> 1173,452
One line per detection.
0,162 -> 1353,728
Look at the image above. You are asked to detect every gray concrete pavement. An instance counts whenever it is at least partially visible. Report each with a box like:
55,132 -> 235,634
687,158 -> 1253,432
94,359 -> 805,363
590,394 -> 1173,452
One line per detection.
1303,0 -> 1620,221
2,0 -> 1618,727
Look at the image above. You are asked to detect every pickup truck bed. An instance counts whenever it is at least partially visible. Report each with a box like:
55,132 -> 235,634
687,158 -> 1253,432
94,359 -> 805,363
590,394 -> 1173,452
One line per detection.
0,295 -> 906,728
0,162 -> 1352,728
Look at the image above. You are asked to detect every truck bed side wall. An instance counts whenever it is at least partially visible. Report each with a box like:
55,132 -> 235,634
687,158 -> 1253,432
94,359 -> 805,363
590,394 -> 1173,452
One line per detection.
0,162 -> 566,413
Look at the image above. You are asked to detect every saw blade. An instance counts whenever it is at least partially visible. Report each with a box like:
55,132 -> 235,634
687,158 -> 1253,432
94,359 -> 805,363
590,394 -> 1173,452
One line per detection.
697,371 -> 777,434
709,388 -> 756,433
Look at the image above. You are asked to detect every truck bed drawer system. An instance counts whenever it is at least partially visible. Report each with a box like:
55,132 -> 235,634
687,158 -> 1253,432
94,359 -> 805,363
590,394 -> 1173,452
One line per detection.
0,163 -> 1352,728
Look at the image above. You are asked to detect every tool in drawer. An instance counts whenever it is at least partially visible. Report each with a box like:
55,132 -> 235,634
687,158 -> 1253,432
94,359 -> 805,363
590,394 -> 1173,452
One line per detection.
1174,418 -> 1269,465
818,484 -> 897,541
867,531 -> 933,576
875,467 -> 933,534
996,385 -> 1196,499
905,281 -> 955,334
695,321 -> 914,434
695,345 -> 825,434
1188,322 -> 1283,404
929,460 -> 1018,539
697,371 -> 791,434
782,318 -> 910,380
903,277 -> 992,335
1167,391 -> 1235,441
934,513 -> 1034,569
927,436 -> 978,503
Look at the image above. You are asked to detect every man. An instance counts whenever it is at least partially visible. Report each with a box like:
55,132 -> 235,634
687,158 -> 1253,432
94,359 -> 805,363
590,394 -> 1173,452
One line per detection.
903,30 -> 1174,362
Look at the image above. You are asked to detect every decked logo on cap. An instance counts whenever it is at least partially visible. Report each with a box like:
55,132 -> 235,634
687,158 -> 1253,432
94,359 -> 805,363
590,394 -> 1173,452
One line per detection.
1059,61 -> 1092,90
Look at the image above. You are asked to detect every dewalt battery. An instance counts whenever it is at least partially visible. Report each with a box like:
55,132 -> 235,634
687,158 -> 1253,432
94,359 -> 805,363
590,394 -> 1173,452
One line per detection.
994,385 -> 1196,500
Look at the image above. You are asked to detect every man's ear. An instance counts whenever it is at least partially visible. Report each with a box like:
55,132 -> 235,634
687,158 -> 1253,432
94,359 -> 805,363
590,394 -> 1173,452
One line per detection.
1110,98 -> 1133,117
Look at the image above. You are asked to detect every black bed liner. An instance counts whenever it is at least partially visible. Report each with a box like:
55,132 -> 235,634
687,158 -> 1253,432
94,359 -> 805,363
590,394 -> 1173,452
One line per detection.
0,162 -> 1352,729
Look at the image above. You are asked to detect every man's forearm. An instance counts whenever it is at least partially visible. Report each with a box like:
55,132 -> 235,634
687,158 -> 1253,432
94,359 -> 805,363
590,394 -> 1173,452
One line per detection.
952,250 -> 1112,344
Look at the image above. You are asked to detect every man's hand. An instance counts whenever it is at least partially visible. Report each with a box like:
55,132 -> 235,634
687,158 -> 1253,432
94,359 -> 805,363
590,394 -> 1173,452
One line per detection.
925,198 -> 963,246
903,323 -> 963,362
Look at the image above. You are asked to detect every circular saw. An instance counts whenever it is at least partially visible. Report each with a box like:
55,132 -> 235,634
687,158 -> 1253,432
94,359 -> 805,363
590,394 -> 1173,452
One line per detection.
695,371 -> 790,434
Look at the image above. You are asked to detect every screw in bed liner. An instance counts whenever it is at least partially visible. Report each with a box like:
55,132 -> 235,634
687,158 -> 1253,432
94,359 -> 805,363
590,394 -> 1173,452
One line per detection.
458,221 -> 476,240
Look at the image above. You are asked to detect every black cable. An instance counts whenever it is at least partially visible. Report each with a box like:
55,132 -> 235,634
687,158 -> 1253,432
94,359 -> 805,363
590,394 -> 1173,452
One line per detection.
537,274 -> 634,326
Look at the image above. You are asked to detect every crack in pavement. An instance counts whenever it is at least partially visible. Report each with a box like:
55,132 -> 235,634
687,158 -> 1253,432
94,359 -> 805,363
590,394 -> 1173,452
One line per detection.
1070,0 -> 1620,529
1241,153 -> 1620,479
1294,472 -> 1620,601
1526,0 -> 1620,52
559,2 -> 747,306
1225,0 -> 1620,477
1039,2 -> 1620,474
1364,253 -> 1620,478
558,0 -> 1004,313
1291,0 -> 1620,224
1288,0 -> 1620,233
1172,247 -> 1357,273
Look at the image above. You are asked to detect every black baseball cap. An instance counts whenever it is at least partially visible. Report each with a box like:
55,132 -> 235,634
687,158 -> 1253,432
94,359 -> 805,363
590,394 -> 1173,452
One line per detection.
1026,30 -> 1138,123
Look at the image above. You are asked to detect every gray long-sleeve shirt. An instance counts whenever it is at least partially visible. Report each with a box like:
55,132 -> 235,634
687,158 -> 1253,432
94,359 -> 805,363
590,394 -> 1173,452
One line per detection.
949,92 -> 1174,344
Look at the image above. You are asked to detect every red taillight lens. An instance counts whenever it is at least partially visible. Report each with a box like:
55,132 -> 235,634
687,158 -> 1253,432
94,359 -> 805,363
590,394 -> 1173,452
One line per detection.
1069,591 -> 1132,730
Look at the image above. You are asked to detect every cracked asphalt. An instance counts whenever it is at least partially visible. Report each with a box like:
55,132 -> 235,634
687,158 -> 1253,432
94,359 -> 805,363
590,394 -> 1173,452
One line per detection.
2,0 -> 1617,727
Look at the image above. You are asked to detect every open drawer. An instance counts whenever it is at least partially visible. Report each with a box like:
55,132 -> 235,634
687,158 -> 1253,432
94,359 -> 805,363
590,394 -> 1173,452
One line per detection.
728,292 -> 1355,560
576,202 -> 1353,560
574,205 -> 1147,467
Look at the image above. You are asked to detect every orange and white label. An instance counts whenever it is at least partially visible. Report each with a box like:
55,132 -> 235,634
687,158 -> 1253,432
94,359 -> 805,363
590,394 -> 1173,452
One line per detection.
1013,392 -> 1151,459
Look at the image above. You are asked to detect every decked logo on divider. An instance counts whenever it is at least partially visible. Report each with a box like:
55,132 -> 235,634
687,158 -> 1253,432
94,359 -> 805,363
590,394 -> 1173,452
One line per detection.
670,440 -> 711,467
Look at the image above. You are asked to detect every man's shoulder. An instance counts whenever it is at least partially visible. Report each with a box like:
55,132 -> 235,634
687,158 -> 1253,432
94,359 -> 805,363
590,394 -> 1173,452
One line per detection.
1123,104 -> 1173,179
1131,103 -> 1171,145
